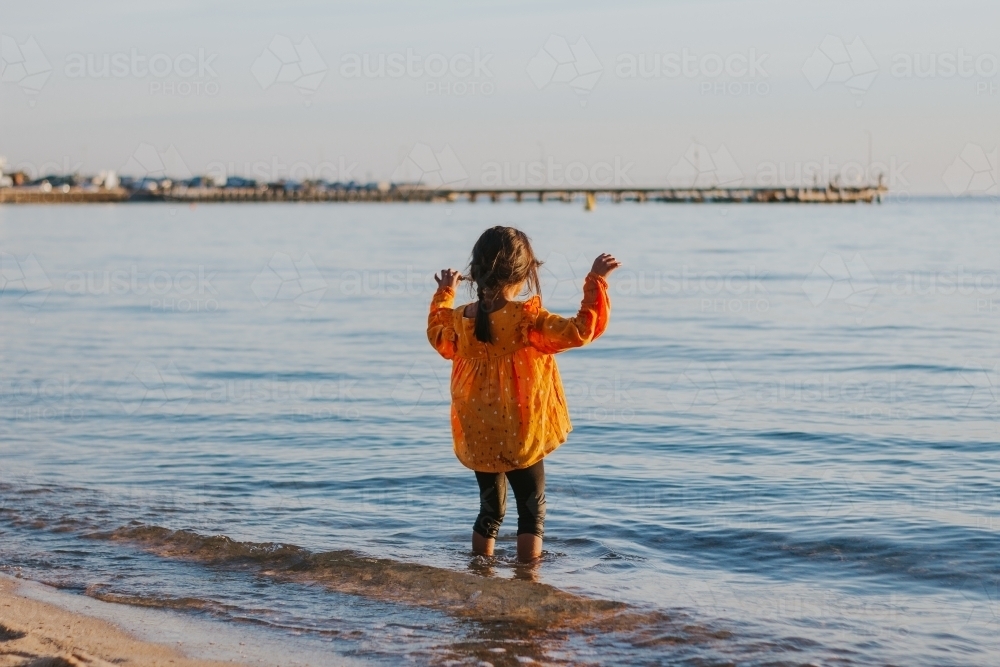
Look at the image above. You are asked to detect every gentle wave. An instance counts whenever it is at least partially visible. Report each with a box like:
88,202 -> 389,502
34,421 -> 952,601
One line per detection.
95,523 -> 660,632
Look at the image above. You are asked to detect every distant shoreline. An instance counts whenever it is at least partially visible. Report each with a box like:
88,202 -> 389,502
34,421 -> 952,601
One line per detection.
0,182 -> 890,205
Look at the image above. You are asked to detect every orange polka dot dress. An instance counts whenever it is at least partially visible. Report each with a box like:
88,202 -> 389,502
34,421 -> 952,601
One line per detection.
427,273 -> 611,473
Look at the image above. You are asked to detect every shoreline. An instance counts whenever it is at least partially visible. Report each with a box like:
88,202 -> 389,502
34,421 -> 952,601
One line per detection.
0,574 -> 240,667
0,574 -> 368,667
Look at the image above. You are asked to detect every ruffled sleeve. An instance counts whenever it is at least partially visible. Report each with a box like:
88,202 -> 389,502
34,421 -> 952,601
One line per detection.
427,286 -> 458,359
520,272 -> 610,354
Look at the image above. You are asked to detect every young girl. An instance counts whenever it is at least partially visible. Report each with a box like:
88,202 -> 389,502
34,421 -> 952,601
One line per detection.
428,226 -> 620,563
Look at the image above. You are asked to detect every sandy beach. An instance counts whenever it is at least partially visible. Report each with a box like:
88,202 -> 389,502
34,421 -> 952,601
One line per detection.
0,576 -> 242,667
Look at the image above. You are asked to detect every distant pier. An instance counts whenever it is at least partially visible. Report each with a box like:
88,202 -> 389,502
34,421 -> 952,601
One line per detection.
0,182 -> 888,205
0,188 -> 130,204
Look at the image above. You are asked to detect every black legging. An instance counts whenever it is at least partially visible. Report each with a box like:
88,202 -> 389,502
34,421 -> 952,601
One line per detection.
473,459 -> 546,539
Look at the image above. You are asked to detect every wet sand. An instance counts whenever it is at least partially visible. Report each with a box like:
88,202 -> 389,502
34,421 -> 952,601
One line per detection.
0,576 -> 242,667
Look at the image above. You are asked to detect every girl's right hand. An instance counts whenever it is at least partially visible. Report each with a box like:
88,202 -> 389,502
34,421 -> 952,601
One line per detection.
435,268 -> 462,289
591,253 -> 621,278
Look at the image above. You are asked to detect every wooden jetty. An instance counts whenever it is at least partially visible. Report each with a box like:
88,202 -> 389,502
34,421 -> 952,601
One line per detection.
0,182 -> 887,205
163,183 -> 888,208
0,187 -> 129,203
162,183 -> 887,204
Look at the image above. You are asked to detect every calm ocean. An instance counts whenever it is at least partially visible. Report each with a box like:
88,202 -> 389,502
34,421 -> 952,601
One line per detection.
1,200 -> 998,666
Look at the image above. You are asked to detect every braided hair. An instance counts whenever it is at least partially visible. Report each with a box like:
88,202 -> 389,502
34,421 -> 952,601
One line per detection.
468,226 -> 543,344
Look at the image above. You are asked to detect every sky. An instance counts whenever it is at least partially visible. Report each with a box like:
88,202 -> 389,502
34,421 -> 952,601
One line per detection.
2,0 -> 998,195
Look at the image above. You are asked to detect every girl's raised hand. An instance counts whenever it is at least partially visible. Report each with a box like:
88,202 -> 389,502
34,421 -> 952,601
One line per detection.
591,253 -> 621,278
435,268 -> 462,289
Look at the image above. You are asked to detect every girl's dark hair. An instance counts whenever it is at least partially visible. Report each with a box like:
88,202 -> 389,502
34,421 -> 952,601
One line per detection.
468,226 -> 542,344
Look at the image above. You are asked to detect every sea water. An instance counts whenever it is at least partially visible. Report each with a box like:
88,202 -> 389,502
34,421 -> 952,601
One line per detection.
1,200 -> 998,665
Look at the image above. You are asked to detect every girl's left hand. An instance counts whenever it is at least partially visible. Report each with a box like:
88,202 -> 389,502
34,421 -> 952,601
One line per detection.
591,253 -> 622,277
435,268 -> 462,289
